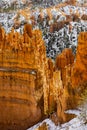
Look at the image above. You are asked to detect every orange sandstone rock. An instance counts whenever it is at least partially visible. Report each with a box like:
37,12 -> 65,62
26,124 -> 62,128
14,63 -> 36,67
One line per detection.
0,24 -> 47,130
24,24 -> 33,37
72,32 -> 87,87
0,24 -> 86,129
56,48 -> 74,69
55,48 -> 74,86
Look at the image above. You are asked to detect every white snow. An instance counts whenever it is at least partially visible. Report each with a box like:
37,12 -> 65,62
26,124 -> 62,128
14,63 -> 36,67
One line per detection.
27,100 -> 87,130
27,107 -> 87,130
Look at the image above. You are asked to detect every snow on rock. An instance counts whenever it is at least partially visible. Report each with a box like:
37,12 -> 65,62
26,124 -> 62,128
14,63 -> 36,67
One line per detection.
65,109 -> 81,116
0,3 -> 87,59
0,0 -> 32,9
43,21 -> 87,59
0,12 -> 16,33
27,104 -> 87,130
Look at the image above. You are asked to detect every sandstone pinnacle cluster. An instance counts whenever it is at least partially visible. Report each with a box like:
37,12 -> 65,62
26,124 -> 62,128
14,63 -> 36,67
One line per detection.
0,24 -> 87,130
72,32 -> 87,87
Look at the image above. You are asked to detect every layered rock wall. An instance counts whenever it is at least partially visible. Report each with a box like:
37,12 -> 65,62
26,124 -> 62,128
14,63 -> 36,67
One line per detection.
0,24 -> 47,129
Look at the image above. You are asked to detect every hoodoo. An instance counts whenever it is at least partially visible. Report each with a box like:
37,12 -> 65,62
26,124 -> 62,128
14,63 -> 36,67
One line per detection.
0,24 -> 87,129
72,32 -> 87,87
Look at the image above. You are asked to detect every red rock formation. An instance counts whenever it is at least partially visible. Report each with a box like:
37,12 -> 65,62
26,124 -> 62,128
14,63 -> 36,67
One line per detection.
72,32 -> 87,87
0,24 -> 87,129
49,21 -> 70,33
66,0 -> 76,5
81,14 -> 87,20
55,48 -> 74,86
56,48 -> 74,69
0,26 -> 5,49
0,24 -> 47,130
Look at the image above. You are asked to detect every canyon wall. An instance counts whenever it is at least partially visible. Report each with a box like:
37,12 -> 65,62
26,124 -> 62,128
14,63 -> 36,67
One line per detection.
0,24 -> 86,129
0,24 -> 47,130
72,32 -> 87,87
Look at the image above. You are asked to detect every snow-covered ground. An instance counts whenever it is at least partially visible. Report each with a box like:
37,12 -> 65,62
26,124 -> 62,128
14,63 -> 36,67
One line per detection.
27,102 -> 87,130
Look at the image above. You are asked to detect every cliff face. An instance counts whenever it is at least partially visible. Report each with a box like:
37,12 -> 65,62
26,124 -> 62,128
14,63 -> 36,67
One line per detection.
0,24 -> 47,130
72,32 -> 87,87
0,24 -> 87,129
